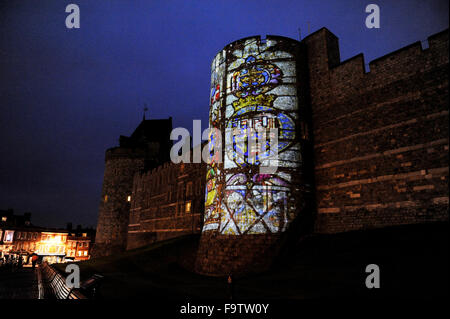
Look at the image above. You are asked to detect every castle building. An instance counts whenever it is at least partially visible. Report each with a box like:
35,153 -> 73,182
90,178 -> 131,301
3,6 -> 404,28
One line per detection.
66,234 -> 91,261
127,161 -> 205,250
92,118 -> 173,257
94,28 -> 449,275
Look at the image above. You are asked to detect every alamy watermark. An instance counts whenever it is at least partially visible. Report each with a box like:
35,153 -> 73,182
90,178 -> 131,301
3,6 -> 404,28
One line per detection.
65,4 -> 80,29
365,4 -> 380,29
170,120 -> 279,174
365,264 -> 380,288
65,263 -> 80,288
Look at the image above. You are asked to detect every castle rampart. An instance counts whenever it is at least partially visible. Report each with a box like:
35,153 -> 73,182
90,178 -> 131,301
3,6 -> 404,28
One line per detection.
127,161 -> 205,250
93,28 -> 448,275
303,28 -> 448,233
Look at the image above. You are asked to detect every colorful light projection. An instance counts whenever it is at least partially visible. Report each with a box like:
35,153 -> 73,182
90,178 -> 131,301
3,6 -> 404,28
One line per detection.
203,37 -> 302,235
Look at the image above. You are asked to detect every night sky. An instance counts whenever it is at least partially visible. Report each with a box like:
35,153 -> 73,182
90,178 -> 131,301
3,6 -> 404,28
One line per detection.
0,0 -> 448,228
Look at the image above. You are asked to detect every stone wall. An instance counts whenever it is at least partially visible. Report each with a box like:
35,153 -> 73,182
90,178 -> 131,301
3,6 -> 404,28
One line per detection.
92,148 -> 146,257
195,233 -> 279,276
195,35 -> 315,276
94,29 -> 448,273
127,161 -> 205,250
303,28 -> 449,233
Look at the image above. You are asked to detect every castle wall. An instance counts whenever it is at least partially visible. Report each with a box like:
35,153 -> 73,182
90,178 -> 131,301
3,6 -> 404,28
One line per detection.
195,35 -> 314,275
94,29 -> 448,276
92,148 -> 146,257
304,29 -> 449,233
127,162 -> 205,250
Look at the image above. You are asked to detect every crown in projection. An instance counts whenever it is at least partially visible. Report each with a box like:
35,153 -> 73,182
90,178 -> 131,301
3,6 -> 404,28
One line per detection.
230,55 -> 282,98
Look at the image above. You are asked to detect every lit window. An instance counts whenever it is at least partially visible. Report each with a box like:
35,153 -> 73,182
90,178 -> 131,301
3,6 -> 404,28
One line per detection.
104,195 -> 108,202
82,233 -> 87,237
84,251 -> 88,256
185,202 -> 191,213
2,216 -> 7,222
127,195 -> 131,202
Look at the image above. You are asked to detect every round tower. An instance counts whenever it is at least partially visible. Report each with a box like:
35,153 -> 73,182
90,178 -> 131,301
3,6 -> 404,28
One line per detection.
195,35 -> 314,275
92,148 -> 146,257
92,118 -> 173,257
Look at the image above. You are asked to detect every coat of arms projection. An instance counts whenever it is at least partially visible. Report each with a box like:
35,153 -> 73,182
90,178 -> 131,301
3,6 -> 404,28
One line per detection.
203,37 -> 302,236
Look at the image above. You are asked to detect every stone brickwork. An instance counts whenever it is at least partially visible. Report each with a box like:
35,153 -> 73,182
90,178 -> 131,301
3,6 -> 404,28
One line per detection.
92,149 -> 146,257
127,161 -> 205,250
94,29 -> 448,275
92,118 -> 173,257
195,233 -> 279,275
303,28 -> 449,233
195,35 -> 315,275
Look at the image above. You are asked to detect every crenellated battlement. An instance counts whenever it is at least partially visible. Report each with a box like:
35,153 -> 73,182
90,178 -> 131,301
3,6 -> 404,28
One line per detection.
94,28 -> 448,272
304,27 -> 448,234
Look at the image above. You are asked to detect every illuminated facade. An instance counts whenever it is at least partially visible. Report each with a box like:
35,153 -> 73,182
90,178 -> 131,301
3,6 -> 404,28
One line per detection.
0,210 -> 95,263
36,232 -> 68,263
66,235 -> 91,261
197,35 -> 313,274
91,28 -> 448,275
204,37 -> 308,235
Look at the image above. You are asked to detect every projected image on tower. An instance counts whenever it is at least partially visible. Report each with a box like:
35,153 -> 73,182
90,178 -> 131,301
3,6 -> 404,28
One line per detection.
203,38 -> 302,235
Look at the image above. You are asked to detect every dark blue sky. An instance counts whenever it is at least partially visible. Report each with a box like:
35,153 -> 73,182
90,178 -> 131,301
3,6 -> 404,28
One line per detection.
0,0 -> 448,228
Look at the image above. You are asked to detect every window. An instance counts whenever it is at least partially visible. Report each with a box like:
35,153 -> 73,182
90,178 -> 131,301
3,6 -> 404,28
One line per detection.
4,230 -> 14,243
127,195 -> 131,202
84,251 -> 88,256
104,195 -> 108,202
185,201 -> 192,213
84,242 -> 88,247
2,216 -> 7,222
82,233 -> 87,237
